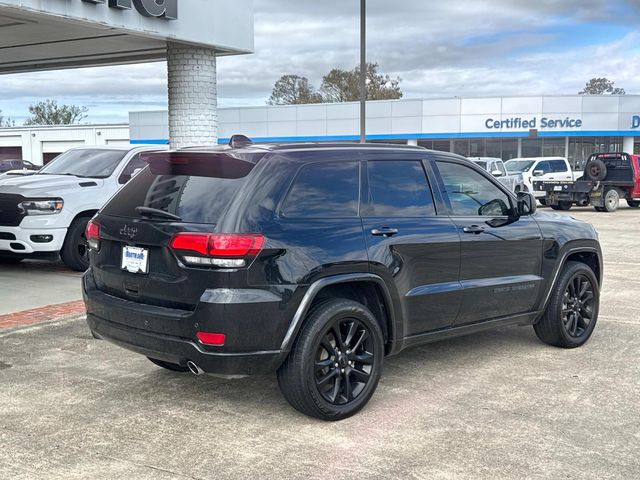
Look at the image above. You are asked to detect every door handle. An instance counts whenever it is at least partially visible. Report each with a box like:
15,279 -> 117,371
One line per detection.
371,227 -> 399,237
463,225 -> 485,234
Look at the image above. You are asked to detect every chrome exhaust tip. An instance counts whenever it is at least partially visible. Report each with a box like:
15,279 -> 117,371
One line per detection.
187,361 -> 204,376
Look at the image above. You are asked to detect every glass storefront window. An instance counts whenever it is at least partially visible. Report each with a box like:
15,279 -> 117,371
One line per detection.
568,137 -> 622,170
469,139 -> 485,157
542,138 -> 566,157
521,139 -> 543,157
502,139 -> 518,161
454,140 -> 469,157
485,139 -> 501,158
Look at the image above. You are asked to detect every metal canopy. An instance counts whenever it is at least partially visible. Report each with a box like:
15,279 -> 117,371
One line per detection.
0,0 -> 254,74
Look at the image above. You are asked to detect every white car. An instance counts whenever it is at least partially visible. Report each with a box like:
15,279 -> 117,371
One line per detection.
505,157 -> 577,200
468,157 -> 525,193
0,145 -> 166,270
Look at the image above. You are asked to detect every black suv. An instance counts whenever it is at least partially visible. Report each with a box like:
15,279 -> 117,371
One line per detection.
83,142 -> 602,420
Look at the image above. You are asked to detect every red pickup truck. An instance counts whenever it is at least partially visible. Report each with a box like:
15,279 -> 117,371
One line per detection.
535,152 -> 640,212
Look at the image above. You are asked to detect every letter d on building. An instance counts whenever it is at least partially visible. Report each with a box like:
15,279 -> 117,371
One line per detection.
632,115 -> 640,129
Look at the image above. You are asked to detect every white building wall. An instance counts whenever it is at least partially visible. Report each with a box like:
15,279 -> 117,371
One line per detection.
0,125 -> 129,165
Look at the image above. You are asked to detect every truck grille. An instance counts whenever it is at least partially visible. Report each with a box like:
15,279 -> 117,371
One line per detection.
0,194 -> 25,227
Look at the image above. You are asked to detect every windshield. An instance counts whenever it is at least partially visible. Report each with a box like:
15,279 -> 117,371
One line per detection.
505,160 -> 535,173
39,149 -> 127,178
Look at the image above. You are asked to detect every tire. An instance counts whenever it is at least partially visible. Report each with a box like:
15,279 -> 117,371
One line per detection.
277,298 -> 385,421
538,198 -> 547,206
60,216 -> 91,271
147,357 -> 190,373
550,201 -> 572,211
585,160 -> 607,181
534,261 -> 599,348
0,256 -> 23,264
594,207 -> 605,212
627,200 -> 640,208
603,189 -> 620,212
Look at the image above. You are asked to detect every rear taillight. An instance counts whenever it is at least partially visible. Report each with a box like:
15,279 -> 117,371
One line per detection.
169,233 -> 265,268
86,220 -> 101,251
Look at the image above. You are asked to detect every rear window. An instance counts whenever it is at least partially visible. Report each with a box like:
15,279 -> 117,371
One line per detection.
101,153 -> 256,225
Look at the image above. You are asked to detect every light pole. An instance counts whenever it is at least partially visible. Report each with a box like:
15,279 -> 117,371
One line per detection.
359,0 -> 366,143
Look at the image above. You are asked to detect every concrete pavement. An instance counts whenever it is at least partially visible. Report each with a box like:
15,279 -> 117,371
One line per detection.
0,205 -> 639,479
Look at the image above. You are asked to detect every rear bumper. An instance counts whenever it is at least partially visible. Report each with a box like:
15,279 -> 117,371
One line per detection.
83,270 -> 289,375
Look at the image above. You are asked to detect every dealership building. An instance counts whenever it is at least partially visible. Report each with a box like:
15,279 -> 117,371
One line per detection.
3,94 -> 640,169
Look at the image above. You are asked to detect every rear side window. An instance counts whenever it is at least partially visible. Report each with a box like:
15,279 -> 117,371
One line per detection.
281,161 -> 359,218
365,161 -> 435,216
102,153 -> 256,225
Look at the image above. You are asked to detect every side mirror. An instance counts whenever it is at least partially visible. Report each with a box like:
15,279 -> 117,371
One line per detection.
491,170 -> 503,177
532,169 -> 544,177
517,192 -> 536,216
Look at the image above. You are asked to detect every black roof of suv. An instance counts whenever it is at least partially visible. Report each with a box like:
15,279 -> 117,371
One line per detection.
84,141 -> 602,420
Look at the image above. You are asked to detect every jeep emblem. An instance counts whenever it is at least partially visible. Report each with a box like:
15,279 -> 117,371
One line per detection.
120,225 -> 138,240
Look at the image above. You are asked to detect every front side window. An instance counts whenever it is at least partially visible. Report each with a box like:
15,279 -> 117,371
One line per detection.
550,160 -> 568,172
282,161 -> 360,218
365,161 -> 435,217
535,161 -> 552,174
497,161 -> 507,176
436,161 -> 512,217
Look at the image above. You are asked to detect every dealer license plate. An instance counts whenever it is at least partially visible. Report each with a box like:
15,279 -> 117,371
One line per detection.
554,186 -> 563,191
121,246 -> 149,274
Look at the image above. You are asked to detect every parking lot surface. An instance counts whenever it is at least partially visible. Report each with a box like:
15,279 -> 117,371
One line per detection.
1,206 -> 639,479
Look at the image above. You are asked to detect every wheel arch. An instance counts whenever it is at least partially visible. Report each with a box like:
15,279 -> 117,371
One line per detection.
280,274 -> 399,355
538,246 -> 602,320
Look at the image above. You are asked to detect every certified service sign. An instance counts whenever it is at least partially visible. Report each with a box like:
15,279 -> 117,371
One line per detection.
81,0 -> 177,20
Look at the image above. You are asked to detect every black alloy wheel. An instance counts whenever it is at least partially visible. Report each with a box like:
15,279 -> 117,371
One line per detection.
277,298 -> 384,421
61,216 -> 91,271
314,317 -> 374,405
534,261 -> 599,348
561,274 -> 596,339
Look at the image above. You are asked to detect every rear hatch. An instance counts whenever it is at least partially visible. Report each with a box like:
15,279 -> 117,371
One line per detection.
91,150 -> 261,309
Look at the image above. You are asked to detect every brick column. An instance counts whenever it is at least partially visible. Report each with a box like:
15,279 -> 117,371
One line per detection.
167,42 -> 217,149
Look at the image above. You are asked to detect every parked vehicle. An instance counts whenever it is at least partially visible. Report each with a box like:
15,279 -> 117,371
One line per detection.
535,152 -> 640,212
469,157 -> 525,193
83,141 -> 602,421
505,157 -> 577,204
0,145 -> 165,270
0,159 -> 38,173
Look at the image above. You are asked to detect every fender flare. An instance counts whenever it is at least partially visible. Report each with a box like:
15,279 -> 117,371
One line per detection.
537,246 -> 602,319
279,273 -> 397,353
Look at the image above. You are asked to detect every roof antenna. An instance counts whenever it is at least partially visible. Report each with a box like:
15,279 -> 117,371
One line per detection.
229,135 -> 253,148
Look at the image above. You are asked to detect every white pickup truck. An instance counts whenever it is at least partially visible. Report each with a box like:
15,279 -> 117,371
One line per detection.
0,145 -> 164,270
505,157 -> 578,203
468,157 -> 525,193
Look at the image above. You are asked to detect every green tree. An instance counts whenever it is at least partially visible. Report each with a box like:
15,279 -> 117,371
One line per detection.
24,99 -> 88,125
0,109 -> 15,128
579,78 -> 626,95
267,75 -> 324,105
320,62 -> 403,102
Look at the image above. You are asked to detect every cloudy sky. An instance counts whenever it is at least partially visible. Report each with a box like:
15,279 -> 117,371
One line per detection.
2,0 -> 640,124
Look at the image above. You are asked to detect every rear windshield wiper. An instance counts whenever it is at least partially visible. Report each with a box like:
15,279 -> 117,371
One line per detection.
135,206 -> 182,222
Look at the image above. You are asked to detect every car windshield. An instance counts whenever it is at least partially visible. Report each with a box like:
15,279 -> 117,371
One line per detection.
39,149 -> 127,178
505,160 -> 535,173
472,161 -> 487,170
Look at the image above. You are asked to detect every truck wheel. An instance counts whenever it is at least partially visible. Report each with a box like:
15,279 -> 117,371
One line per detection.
534,261 -> 599,348
277,298 -> 384,421
551,201 -> 572,211
627,200 -> 640,208
594,207 -> 605,212
147,357 -> 190,373
60,216 -> 91,272
586,160 -> 607,181
603,189 -> 620,212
